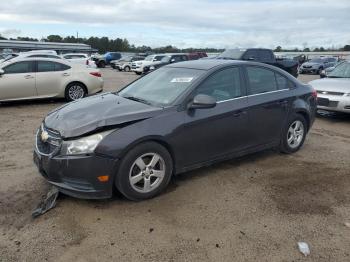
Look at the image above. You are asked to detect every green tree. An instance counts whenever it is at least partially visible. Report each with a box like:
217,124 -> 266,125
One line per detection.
343,45 -> 350,51
274,46 -> 282,52
46,35 -> 63,42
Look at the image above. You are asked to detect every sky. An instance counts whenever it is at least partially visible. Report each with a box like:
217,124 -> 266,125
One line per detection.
0,0 -> 349,49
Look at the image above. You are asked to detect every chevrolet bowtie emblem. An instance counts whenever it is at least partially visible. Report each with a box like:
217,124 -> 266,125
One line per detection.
41,131 -> 49,142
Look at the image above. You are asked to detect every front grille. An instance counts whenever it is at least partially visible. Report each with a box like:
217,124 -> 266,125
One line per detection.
36,125 -> 62,156
317,90 -> 344,96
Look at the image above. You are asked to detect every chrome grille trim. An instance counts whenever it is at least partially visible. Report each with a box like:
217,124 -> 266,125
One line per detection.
35,124 -> 62,156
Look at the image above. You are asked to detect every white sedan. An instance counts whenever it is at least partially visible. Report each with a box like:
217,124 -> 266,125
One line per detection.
0,57 -> 103,102
62,53 -> 97,68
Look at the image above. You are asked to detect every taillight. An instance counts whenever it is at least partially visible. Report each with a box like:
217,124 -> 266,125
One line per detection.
311,89 -> 317,99
90,72 -> 101,77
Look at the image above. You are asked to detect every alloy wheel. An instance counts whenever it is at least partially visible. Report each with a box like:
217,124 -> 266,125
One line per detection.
129,153 -> 166,193
287,120 -> 305,149
68,85 -> 85,100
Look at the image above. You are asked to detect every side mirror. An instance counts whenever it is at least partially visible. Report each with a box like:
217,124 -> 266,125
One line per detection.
0,69 -> 4,76
189,94 -> 216,109
170,58 -> 175,63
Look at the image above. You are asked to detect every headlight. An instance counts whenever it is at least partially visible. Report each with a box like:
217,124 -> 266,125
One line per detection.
61,130 -> 115,155
137,62 -> 142,65
150,66 -> 155,70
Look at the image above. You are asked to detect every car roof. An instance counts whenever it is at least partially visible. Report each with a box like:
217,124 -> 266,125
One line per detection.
165,59 -> 248,70
4,57 -> 70,65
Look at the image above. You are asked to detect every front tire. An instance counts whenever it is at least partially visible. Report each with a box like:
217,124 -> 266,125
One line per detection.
98,61 -> 106,68
115,142 -> 173,201
65,83 -> 87,102
280,114 -> 307,154
124,66 -> 131,72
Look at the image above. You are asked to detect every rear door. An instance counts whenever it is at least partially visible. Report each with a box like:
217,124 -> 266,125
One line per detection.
244,65 -> 293,147
35,61 -> 72,97
0,61 -> 36,100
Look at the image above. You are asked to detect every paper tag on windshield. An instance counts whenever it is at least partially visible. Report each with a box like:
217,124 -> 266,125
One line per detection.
171,77 -> 193,83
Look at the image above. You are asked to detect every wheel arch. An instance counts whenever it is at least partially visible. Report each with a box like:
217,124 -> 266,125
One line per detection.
118,136 -> 177,175
65,81 -> 88,94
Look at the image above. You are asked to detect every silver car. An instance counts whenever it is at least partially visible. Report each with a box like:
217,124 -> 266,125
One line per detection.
309,61 -> 350,113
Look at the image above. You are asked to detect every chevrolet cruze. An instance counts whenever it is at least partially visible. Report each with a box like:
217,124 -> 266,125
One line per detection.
33,60 -> 317,201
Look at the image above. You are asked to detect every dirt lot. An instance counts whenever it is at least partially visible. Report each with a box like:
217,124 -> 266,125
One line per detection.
0,69 -> 349,262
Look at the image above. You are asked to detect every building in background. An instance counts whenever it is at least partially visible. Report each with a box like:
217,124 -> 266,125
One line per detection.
0,40 -> 97,54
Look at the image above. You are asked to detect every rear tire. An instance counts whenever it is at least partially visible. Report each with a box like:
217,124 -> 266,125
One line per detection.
115,142 -> 173,201
65,83 -> 87,102
98,61 -> 106,68
124,66 -> 131,72
280,114 -> 307,154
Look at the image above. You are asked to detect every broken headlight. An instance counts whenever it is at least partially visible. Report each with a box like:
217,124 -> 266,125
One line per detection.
61,130 -> 114,155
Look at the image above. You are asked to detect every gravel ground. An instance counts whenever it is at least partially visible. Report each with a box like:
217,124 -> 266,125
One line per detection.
0,69 -> 349,262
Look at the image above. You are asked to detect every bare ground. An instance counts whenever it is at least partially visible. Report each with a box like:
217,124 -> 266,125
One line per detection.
0,70 -> 349,262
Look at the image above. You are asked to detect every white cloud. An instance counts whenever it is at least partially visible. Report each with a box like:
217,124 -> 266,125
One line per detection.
0,0 -> 349,48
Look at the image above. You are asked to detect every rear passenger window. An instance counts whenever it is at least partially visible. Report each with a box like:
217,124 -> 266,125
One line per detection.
38,61 -> 71,72
259,51 -> 274,62
275,73 -> 294,90
247,67 -> 277,95
195,67 -> 242,101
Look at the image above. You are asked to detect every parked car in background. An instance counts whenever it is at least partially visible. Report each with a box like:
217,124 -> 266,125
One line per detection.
143,54 -> 188,74
320,60 -> 348,78
33,59 -> 316,201
299,57 -> 337,75
131,54 -> 166,75
0,57 -> 103,102
188,52 -> 208,60
217,48 -> 299,77
111,56 -> 146,71
62,53 -> 96,68
0,53 -> 19,63
93,52 -> 122,68
309,61 -> 350,113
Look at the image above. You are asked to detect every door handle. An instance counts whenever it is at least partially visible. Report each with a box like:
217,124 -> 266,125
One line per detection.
232,110 -> 246,117
24,75 -> 34,79
277,100 -> 288,107
62,73 -> 70,76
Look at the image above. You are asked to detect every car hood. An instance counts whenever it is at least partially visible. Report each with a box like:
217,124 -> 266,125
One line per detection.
309,78 -> 350,93
44,93 -> 162,138
302,62 -> 322,67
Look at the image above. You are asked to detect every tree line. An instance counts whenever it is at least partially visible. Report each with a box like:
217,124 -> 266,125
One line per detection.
0,34 -> 349,53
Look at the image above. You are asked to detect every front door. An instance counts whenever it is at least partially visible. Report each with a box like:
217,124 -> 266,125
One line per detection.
174,67 -> 249,168
0,61 -> 36,101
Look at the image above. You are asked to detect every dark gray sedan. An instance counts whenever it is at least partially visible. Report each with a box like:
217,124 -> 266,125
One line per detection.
34,60 -> 317,201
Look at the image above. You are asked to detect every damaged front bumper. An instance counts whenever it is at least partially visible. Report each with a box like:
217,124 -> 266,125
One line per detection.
33,150 -> 118,199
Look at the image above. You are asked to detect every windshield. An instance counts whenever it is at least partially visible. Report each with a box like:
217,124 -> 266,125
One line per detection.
118,67 -> 205,106
144,55 -> 155,61
217,49 -> 245,59
309,58 -> 324,63
328,62 -> 350,78
161,56 -> 171,63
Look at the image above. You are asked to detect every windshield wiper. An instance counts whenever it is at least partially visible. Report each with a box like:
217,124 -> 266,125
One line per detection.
123,96 -> 153,105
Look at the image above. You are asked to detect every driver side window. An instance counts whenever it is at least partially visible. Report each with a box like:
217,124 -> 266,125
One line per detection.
194,67 -> 242,102
3,61 -> 34,74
